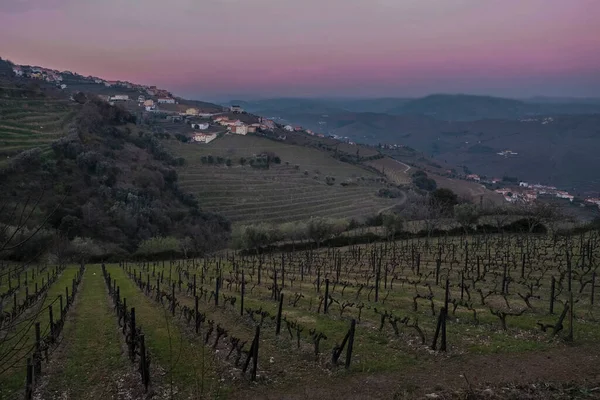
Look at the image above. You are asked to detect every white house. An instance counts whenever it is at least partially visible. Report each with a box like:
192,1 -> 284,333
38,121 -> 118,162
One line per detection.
283,125 -> 294,132
110,95 -> 129,101
59,84 -> 67,90
191,123 -> 209,130
158,98 -> 175,104
13,68 -> 24,77
230,105 -> 244,113
192,133 -> 217,143
137,95 -> 145,103
232,125 -> 248,135
519,182 -> 529,188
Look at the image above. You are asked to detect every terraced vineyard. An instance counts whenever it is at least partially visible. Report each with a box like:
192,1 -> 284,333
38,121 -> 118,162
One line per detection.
2,232 -> 599,399
167,135 -> 401,225
0,86 -> 74,156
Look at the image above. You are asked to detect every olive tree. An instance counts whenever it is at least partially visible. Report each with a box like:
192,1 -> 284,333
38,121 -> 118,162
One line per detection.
454,203 -> 479,233
382,213 -> 404,240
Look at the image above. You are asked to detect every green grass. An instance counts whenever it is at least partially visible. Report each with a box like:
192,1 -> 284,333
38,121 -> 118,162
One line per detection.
40,267 -> 132,399
0,265 -> 81,400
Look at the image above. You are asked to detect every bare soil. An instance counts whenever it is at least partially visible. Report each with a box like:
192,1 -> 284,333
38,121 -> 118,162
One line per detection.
230,344 -> 600,399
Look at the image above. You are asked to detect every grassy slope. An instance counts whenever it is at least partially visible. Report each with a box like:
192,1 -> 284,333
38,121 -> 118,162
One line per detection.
39,268 -> 135,399
167,134 -> 399,225
105,265 -> 224,399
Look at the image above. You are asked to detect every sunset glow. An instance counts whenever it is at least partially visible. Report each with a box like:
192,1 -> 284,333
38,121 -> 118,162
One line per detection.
1,0 -> 599,99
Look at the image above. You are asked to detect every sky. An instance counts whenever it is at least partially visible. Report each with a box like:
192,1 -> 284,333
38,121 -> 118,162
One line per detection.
1,0 -> 599,101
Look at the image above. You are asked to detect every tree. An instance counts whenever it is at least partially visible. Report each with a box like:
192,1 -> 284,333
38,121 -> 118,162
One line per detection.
486,204 -> 513,233
454,203 -> 479,233
382,214 -> 404,240
239,223 -> 281,251
519,201 -> 563,233
179,236 -> 194,258
306,217 -> 335,247
431,188 -> 459,216
73,92 -> 87,104
412,171 -> 437,192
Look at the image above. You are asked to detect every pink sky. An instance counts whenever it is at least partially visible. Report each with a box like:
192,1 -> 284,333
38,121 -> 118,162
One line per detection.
1,0 -> 599,100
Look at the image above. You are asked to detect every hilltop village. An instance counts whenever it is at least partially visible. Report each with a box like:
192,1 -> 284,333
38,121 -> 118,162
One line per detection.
9,62 -> 599,212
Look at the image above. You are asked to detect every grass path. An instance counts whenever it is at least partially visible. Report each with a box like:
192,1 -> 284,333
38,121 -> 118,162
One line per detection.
106,265 -> 224,399
37,267 -> 142,399
0,266 -> 80,400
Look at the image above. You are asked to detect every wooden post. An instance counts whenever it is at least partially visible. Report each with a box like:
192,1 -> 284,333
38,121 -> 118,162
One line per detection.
193,274 -> 197,297
568,291 -> 574,341
324,279 -> 329,314
252,325 -> 260,381
276,293 -> 284,335
435,259 -> 441,285
257,261 -> 261,285
140,334 -> 149,391
550,276 -> 556,314
591,272 -> 596,306
65,286 -> 69,307
375,262 -> 380,302
240,271 -> 245,316
34,322 -> 41,375
215,276 -> 220,306
130,308 -> 136,360
431,307 -> 445,350
48,305 -> 54,340
122,298 -> 127,335
195,296 -> 200,334
281,254 -> 285,288
440,307 -> 447,351
59,295 -> 63,320
171,283 -> 176,315
345,319 -> 356,369
444,279 -> 450,313
25,357 -> 33,400
567,251 -> 572,293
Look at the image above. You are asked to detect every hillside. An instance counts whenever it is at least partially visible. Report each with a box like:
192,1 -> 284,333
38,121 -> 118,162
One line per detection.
0,85 -> 75,157
0,84 -> 229,257
165,134 -> 400,225
245,106 -> 600,194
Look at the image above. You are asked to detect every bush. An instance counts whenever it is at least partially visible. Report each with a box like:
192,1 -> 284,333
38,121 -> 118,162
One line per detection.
136,236 -> 180,258
378,187 -> 403,198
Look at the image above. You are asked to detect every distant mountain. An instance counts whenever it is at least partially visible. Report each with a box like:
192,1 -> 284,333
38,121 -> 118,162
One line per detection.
525,96 -> 600,105
230,94 -> 600,123
389,94 -> 530,120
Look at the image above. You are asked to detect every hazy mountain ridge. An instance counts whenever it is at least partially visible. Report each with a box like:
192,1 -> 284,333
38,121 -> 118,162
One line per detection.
230,95 -> 600,194
230,94 -> 600,121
